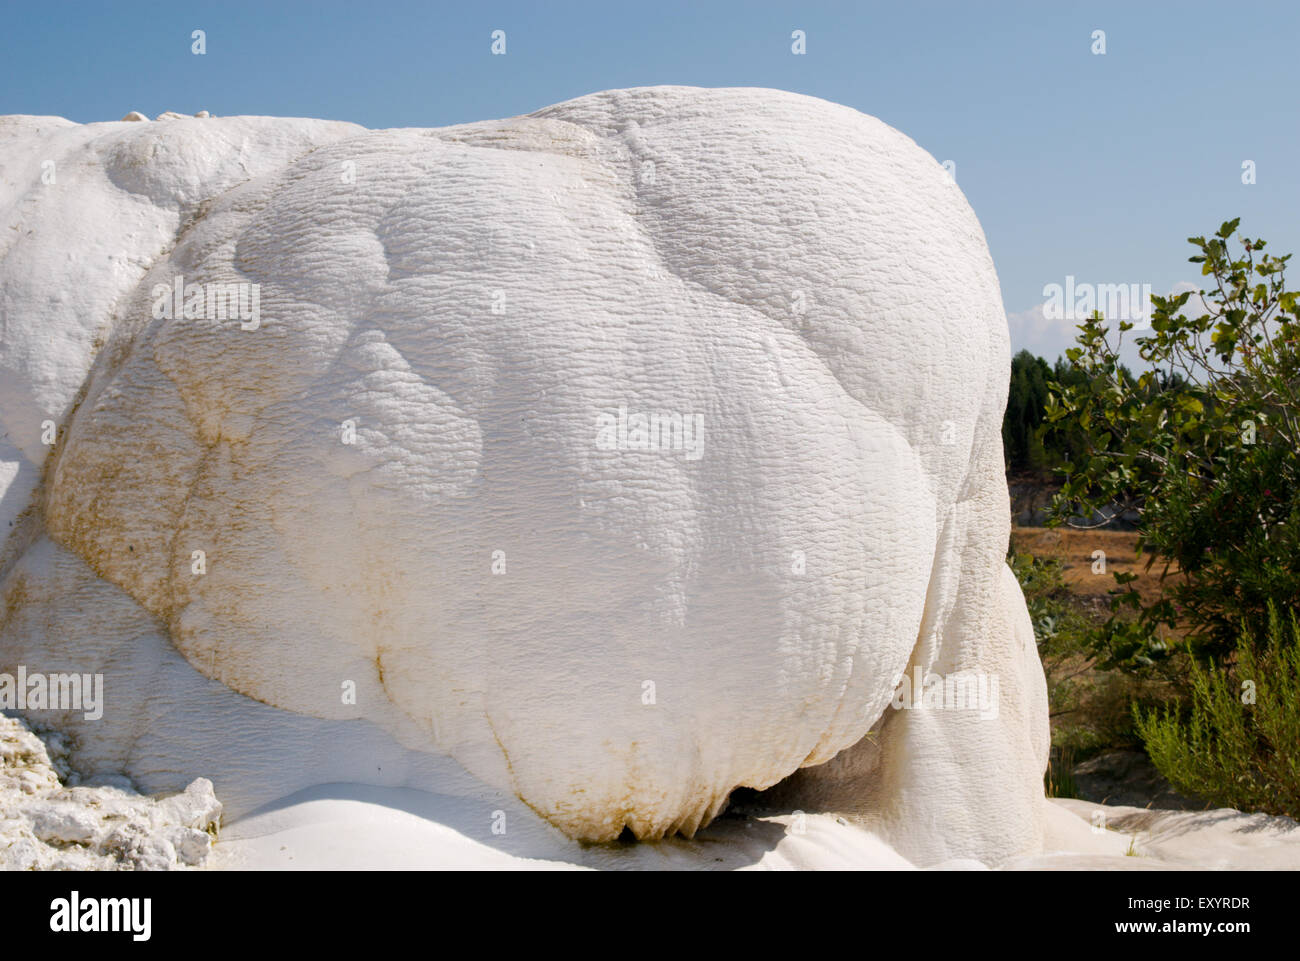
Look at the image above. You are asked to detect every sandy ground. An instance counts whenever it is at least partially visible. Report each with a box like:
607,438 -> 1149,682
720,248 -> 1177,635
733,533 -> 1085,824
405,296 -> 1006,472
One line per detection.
207,785 -> 1300,871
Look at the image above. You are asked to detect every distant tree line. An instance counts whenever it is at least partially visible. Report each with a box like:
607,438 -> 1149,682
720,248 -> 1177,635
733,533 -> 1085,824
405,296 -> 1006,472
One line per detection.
1002,351 -> 1089,475
1003,350 -> 1187,477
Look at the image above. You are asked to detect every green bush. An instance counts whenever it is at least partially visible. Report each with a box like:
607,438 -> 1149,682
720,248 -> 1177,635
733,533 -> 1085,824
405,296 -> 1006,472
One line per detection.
1008,551 -> 1096,710
1135,604 -> 1300,818
1043,220 -> 1300,669
1011,547 -> 1174,765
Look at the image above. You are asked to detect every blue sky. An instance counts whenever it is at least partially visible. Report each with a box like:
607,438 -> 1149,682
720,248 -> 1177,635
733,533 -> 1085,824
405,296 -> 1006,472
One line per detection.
3,0 -> 1296,363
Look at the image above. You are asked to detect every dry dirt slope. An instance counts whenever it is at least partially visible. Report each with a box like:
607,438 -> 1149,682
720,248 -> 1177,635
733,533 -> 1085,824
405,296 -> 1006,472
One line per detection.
1010,526 -> 1175,607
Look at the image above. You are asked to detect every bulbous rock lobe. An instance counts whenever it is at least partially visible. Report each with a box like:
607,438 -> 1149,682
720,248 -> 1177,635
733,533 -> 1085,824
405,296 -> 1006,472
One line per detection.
12,87 -> 1034,848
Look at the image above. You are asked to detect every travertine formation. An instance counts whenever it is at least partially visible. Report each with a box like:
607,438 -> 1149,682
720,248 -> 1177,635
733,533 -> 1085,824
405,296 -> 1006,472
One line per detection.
0,715 -> 220,869
0,87 -> 1049,865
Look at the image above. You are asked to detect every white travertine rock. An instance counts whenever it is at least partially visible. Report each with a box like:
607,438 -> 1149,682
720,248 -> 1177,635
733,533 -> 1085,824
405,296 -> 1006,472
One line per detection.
0,716 -> 221,869
0,87 -> 1048,865
120,111 -> 149,122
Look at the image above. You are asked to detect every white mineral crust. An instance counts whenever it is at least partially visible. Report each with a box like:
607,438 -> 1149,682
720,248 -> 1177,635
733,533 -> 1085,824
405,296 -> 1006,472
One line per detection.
1,88 -> 1050,866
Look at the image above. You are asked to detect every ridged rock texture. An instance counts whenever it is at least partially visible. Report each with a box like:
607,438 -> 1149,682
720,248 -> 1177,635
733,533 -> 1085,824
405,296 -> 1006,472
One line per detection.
0,87 -> 1049,865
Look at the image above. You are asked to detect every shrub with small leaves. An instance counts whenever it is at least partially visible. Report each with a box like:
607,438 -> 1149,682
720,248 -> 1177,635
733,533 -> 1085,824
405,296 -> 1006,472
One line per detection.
1135,604 -> 1300,819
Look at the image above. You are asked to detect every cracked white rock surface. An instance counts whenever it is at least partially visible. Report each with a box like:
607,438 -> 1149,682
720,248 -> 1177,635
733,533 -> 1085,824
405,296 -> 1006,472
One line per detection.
1,86 -> 1047,865
0,715 -> 221,869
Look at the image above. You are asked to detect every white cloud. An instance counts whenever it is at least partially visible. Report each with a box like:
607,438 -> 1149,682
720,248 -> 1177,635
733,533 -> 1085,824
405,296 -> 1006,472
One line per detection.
1005,301 -> 1077,362
1006,281 -> 1212,371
